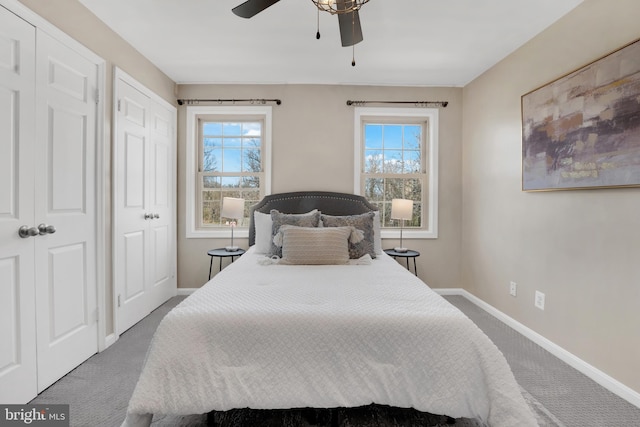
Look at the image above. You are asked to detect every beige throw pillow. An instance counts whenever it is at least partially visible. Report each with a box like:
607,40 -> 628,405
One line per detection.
279,226 -> 352,265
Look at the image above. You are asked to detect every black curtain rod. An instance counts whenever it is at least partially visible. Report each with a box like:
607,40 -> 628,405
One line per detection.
346,100 -> 448,107
177,98 -> 282,106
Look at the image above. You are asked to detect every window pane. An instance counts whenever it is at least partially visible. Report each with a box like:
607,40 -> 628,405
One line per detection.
404,125 -> 421,149
382,202 -> 394,227
221,176 -> 241,188
245,137 -> 261,149
383,125 -> 402,148
403,178 -> 422,203
203,176 -> 220,188
202,200 -> 218,225
383,150 -> 403,173
223,122 -> 242,136
412,202 -> 422,227
404,150 -> 421,173
242,122 -> 262,136
384,178 -> 403,200
364,149 -> 382,173
243,148 -> 261,172
364,124 -> 382,149
242,176 -> 260,189
203,148 -> 220,172
364,178 -> 384,201
222,149 -> 242,172
203,122 -> 222,136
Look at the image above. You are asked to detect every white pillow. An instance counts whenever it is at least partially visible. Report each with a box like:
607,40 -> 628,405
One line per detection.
279,226 -> 351,265
253,211 -> 273,254
373,210 -> 382,255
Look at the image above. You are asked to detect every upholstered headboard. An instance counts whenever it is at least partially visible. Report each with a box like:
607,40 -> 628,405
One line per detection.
248,191 -> 378,246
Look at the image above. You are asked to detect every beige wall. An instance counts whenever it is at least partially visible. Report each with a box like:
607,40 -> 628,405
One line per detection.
462,0 -> 640,394
177,84 -> 463,290
17,0 -> 638,399
16,0 -> 177,336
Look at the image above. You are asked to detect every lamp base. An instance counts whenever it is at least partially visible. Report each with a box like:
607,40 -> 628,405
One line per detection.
225,246 -> 240,252
393,247 -> 408,253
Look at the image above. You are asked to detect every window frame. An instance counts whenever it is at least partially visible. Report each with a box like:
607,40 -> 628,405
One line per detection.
354,107 -> 439,239
186,106 -> 272,238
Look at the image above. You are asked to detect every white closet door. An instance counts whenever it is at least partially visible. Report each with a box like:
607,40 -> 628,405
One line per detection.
114,80 -> 151,333
33,29 -> 99,392
146,102 -> 177,310
0,5 -> 37,404
114,72 -> 176,334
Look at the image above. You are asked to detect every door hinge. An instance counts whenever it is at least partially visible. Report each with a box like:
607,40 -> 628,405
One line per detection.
117,294 -> 121,308
117,99 -> 121,112
95,89 -> 100,104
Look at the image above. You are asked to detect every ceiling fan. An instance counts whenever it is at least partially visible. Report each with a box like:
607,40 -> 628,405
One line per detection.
232,0 -> 365,47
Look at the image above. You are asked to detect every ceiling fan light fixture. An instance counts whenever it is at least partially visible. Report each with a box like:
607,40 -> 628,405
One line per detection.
311,0 -> 369,15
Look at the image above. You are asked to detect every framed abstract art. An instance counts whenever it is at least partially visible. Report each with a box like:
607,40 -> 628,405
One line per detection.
521,38 -> 640,191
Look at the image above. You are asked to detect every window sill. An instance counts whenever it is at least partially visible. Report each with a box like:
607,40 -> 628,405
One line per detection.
380,229 -> 438,239
186,228 -> 250,239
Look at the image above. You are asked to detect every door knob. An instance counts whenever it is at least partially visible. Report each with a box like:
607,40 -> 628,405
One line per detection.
18,226 -> 39,238
38,224 -> 57,235
144,213 -> 153,220
153,213 -> 160,219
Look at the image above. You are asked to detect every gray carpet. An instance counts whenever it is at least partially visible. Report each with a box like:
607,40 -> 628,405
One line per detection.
30,295 -> 640,426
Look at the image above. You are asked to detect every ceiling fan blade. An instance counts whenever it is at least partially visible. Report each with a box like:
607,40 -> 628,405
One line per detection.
232,0 -> 281,18
338,10 -> 364,47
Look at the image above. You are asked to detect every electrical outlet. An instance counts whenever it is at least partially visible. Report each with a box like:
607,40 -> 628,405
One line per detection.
509,281 -> 517,297
534,291 -> 545,310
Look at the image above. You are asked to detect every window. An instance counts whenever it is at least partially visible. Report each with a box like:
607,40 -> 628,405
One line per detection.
186,106 -> 272,238
354,107 -> 438,238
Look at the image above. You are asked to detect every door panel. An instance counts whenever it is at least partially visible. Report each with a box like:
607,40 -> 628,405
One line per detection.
34,29 -> 98,392
124,231 -> 145,300
49,244 -> 87,342
125,132 -> 146,208
50,107 -> 86,211
0,5 -> 37,404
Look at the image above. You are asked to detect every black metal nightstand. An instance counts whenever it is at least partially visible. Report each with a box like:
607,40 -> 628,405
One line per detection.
384,248 -> 420,276
207,248 -> 245,279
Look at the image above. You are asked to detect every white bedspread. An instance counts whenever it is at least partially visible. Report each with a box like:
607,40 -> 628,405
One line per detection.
123,248 -> 536,427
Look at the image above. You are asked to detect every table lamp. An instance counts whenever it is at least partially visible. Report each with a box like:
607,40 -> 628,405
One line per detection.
221,197 -> 244,251
391,198 -> 413,253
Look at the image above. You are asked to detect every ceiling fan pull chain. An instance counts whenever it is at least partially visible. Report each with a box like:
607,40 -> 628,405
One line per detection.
351,11 -> 356,66
316,8 -> 321,39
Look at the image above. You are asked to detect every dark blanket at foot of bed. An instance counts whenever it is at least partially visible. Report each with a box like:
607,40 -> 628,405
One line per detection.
208,404 -> 480,427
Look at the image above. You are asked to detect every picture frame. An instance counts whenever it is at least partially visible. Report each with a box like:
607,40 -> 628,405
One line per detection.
521,38 -> 640,191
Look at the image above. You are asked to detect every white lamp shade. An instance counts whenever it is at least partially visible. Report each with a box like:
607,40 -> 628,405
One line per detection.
221,197 -> 245,220
391,198 -> 413,221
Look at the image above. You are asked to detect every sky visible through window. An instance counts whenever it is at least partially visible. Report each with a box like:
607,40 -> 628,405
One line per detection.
202,122 -> 261,175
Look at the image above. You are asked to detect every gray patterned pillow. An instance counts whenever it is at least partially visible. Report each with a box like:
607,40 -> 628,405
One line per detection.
270,209 -> 321,257
321,211 -> 376,259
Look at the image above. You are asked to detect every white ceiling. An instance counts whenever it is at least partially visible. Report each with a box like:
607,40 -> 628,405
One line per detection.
77,0 -> 583,87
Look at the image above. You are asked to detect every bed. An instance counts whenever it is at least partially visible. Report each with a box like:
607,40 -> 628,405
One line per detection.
122,191 -> 537,427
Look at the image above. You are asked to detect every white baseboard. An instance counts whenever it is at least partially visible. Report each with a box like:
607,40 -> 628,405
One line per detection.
177,288 -> 197,296
434,288 -> 640,409
103,333 -> 117,349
